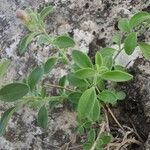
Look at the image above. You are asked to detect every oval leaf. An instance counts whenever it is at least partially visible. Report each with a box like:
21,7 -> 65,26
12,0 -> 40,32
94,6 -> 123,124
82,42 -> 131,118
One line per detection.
0,107 -> 16,136
77,87 -> 96,119
53,35 -> 75,49
124,32 -> 137,55
40,5 -> 53,20
0,59 -> 10,79
37,105 -> 48,129
118,18 -> 131,33
67,73 -> 88,87
101,70 -> 133,82
18,32 -> 37,55
98,90 -> 117,104
139,42 -> 150,60
129,11 -> 150,28
95,52 -> 103,67
28,66 -> 44,91
74,68 -> 96,79
37,34 -> 50,45
72,50 -> 93,68
44,57 -> 57,74
89,99 -> 100,121
100,48 -> 116,69
0,83 -> 29,102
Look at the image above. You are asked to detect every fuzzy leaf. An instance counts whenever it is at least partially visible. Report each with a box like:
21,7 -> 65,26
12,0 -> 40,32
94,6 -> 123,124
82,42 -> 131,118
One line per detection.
37,105 -> 48,129
18,32 -> 37,55
95,52 -> 103,67
0,83 -> 29,102
37,34 -> 50,45
115,91 -> 126,100
77,87 -> 96,119
118,18 -> 131,33
139,42 -> 150,60
53,35 -> 75,49
88,129 -> 96,143
44,57 -> 57,74
98,90 -> 117,104
40,5 -> 53,19
72,50 -> 93,68
74,68 -> 96,79
101,70 -> 133,82
67,73 -> 88,87
28,66 -> 44,91
124,32 -> 137,55
68,92 -> 82,104
112,33 -> 122,46
100,48 -> 116,69
0,107 -> 16,136
129,11 -> 150,28
89,99 -> 100,121
0,59 -> 10,79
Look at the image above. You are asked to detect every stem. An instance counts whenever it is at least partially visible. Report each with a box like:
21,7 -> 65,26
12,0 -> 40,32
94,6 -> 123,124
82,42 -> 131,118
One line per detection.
113,47 -> 124,64
44,95 -> 68,102
45,83 -> 76,92
106,105 -> 124,131
90,122 -> 105,150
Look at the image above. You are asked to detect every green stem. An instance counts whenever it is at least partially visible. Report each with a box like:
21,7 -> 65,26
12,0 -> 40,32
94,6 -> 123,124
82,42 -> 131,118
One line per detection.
45,83 -> 76,92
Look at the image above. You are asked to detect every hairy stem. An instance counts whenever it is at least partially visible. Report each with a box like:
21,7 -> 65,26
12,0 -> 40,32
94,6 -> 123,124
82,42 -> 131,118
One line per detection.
45,83 -> 76,92
90,122 -> 105,150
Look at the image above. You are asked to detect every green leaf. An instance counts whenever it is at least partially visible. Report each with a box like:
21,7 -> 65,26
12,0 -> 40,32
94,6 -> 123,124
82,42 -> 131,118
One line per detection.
139,42 -> 150,60
100,48 -> 116,69
115,91 -> 126,100
37,34 -> 50,45
83,142 -> 93,150
95,52 -> 103,67
40,5 -> 53,20
68,92 -> 82,104
98,90 -> 117,104
100,48 -> 116,56
114,65 -> 126,72
129,11 -> 150,28
67,73 -> 88,87
100,133 -> 112,145
18,32 -> 37,55
53,35 -> 75,49
44,57 -> 57,74
118,18 -> 131,33
72,50 -> 93,68
77,87 -> 96,119
0,83 -> 29,102
0,107 -> 16,136
0,59 -> 10,79
28,66 -> 44,91
89,99 -> 100,121
101,70 -> 133,82
124,32 -> 137,55
37,105 -> 48,129
112,33 -> 122,46
87,129 -> 96,143
74,68 -> 96,79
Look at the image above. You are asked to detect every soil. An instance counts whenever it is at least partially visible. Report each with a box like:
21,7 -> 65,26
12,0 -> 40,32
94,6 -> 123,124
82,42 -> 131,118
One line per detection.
0,0 -> 150,149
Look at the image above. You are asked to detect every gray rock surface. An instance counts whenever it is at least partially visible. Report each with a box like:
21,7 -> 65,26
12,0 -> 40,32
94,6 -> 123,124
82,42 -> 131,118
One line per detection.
0,0 -> 150,149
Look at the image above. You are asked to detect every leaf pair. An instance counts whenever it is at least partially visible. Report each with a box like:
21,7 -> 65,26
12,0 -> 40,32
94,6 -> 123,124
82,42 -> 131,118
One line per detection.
118,12 -> 150,55
118,11 -> 150,32
98,90 -> 126,104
